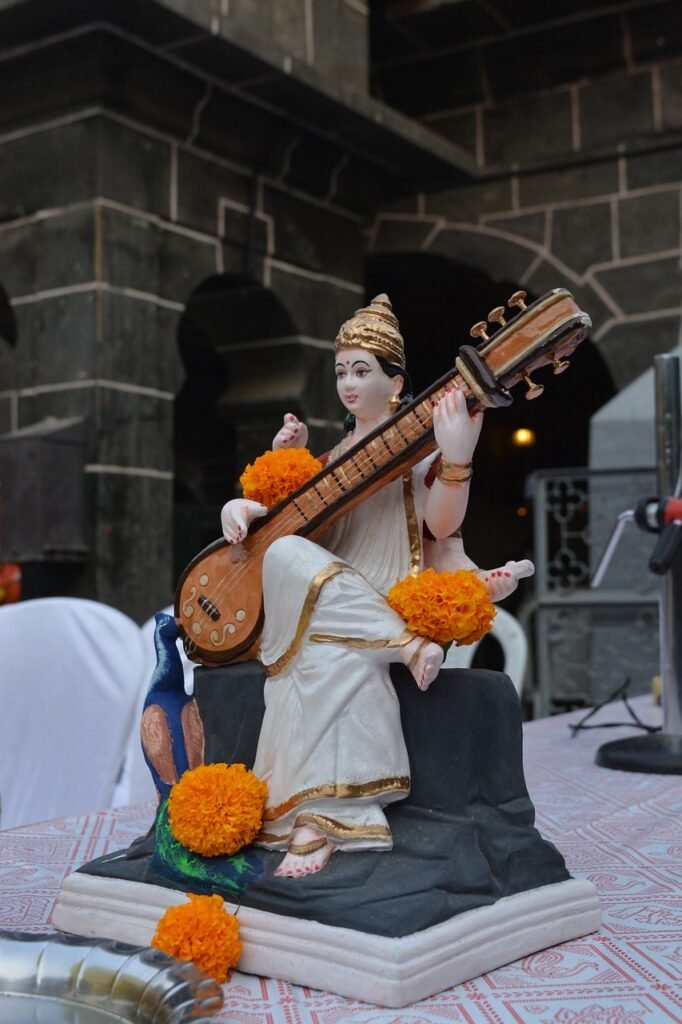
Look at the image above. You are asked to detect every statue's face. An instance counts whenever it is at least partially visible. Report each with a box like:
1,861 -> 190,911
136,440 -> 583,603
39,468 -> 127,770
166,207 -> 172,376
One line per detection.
335,348 -> 402,422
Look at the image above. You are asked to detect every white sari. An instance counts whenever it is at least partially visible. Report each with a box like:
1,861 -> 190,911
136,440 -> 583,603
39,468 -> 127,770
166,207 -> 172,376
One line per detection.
253,457 -> 434,851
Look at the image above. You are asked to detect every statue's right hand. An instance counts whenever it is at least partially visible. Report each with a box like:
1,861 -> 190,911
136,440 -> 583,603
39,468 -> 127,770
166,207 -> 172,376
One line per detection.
220,499 -> 267,544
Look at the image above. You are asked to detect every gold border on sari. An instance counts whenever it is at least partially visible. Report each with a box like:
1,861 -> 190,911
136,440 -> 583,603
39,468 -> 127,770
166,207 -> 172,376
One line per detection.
261,561 -> 354,677
308,627 -> 414,649
261,775 -> 411,822
258,812 -> 394,847
402,471 -> 422,576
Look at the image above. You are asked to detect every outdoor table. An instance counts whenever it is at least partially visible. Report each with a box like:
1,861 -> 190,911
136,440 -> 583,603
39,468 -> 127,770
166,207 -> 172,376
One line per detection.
1,696 -> 681,1023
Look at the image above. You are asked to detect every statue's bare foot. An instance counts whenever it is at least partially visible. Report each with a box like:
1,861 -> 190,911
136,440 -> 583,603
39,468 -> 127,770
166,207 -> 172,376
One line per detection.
274,828 -> 334,878
477,559 -> 534,602
401,636 -> 444,691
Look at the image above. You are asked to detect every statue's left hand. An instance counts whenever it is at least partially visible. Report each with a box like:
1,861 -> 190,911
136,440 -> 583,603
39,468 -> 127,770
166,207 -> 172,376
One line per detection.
433,386 -> 483,463
273,413 -> 309,450
478,559 -> 535,602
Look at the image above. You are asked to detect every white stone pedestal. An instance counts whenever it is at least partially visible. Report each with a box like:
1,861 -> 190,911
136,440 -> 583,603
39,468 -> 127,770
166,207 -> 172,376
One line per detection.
54,873 -> 600,1008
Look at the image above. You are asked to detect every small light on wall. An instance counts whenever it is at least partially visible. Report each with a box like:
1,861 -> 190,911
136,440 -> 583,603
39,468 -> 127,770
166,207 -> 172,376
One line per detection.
516,506 -> 529,518
512,427 -> 536,447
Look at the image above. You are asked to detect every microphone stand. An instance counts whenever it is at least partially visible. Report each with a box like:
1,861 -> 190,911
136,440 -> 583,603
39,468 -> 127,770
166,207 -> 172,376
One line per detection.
590,353 -> 682,773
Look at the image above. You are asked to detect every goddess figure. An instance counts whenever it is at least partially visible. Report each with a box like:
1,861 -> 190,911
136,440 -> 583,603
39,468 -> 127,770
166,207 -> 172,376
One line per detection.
220,296 -> 531,879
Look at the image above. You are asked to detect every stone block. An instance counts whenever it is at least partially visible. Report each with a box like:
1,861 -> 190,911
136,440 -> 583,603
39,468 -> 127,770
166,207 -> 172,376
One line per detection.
596,316 -> 681,390
97,292 -> 183,396
618,191 -> 681,258
426,111 -> 477,162
551,202 -> 613,274
15,378 -> 173,471
89,470 -> 174,623
0,31 -> 102,136
11,293 -> 97,392
627,145 -> 682,189
579,73 -> 654,151
0,206 -> 96,299
519,161 -> 619,207
371,217 -> 441,254
268,264 -> 360,341
95,390 -> 174,472
425,179 -> 513,219
16,386 -> 97,459
263,185 -> 363,282
175,149 -> 250,238
98,207 -> 160,297
311,0 -> 368,95
659,60 -> 682,132
483,92 -> 572,167
95,117 -> 172,219
0,118 -> 98,220
484,211 -> 546,245
227,0 -> 307,64
594,256 -> 682,315
99,205 -> 218,304
0,113 -> 171,221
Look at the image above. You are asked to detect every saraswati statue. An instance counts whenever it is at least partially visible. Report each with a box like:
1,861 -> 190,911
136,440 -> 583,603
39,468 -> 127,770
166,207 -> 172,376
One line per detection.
56,287 -> 601,1006
176,290 -> 582,877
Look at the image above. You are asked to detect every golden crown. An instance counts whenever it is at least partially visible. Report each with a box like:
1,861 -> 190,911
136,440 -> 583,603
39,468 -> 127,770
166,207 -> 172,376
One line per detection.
334,294 -> 406,370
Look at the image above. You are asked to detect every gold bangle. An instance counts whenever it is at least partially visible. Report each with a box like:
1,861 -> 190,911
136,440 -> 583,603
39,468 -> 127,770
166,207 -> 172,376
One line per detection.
438,456 -> 473,485
438,469 -> 473,485
440,459 -> 472,473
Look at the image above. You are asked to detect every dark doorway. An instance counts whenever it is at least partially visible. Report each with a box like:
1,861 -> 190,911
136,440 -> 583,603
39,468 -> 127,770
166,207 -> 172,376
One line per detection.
173,274 -> 296,582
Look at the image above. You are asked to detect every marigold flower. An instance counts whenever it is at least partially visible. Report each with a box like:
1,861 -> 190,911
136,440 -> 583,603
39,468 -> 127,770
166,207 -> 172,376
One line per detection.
240,448 -> 323,508
387,568 -> 495,646
168,763 -> 267,857
151,893 -> 241,983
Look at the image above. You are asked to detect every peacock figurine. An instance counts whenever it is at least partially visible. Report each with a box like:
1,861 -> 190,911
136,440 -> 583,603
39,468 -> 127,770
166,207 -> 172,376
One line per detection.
140,612 -> 204,798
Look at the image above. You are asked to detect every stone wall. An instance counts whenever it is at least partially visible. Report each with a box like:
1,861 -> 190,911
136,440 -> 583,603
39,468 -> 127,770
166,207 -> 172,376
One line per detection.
0,47 -> 367,618
370,1 -> 682,398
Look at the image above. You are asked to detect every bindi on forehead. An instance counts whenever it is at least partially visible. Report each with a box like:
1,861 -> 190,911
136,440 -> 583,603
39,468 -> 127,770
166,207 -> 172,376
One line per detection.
335,356 -> 372,369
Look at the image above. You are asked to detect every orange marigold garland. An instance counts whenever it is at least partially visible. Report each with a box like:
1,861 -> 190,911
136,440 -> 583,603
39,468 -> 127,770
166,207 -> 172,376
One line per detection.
168,763 -> 268,858
151,893 -> 241,983
387,568 -> 495,647
240,448 -> 323,508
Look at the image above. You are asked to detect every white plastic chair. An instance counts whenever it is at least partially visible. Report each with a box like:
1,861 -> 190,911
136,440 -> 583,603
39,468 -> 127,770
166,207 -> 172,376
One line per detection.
0,597 -> 148,829
442,606 -> 528,697
112,605 -> 196,807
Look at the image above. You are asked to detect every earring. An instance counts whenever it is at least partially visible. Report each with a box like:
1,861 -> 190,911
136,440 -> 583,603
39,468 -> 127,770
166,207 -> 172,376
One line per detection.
389,394 -> 401,411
